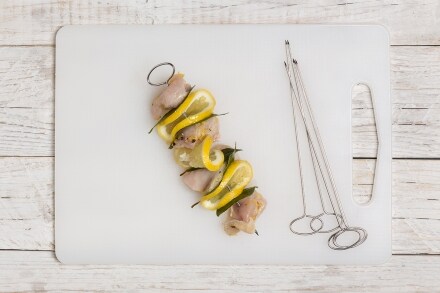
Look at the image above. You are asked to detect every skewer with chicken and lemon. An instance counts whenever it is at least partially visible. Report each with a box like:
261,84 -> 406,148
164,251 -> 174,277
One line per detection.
149,72 -> 266,236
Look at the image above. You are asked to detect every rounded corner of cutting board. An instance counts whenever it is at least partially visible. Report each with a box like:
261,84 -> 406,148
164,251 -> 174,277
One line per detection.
54,247 -> 69,264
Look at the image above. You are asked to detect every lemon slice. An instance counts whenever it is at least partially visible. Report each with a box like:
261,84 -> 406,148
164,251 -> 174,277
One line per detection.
156,89 -> 216,143
173,147 -> 192,168
189,136 -> 224,171
205,164 -> 226,193
200,160 -> 253,210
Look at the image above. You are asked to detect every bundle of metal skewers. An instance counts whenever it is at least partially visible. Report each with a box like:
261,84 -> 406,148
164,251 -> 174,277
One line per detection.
284,40 -> 367,250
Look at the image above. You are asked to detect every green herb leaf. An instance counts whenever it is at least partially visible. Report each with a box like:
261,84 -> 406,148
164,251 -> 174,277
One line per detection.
148,85 -> 195,134
221,144 -> 242,171
197,112 -> 229,125
215,186 -> 258,217
221,147 -> 242,159
180,167 -> 202,176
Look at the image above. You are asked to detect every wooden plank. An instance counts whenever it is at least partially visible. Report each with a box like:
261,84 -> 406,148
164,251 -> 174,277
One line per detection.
0,107 -> 53,157
0,252 -> 438,292
1,0 -> 440,46
0,46 -> 54,156
391,159 -> 440,253
1,46 -> 440,158
1,157 -> 439,254
0,47 -> 53,108
0,46 -> 54,157
392,46 -> 440,158
0,157 -> 53,250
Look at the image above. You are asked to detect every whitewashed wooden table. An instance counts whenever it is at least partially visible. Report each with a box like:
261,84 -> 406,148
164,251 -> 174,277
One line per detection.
0,1 -> 439,292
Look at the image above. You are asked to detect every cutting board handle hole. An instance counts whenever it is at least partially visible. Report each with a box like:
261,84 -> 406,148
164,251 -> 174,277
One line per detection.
352,83 -> 378,205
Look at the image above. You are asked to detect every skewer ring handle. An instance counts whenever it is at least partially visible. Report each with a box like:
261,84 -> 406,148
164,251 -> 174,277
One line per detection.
310,213 -> 342,234
289,215 -> 323,235
328,227 -> 368,250
147,62 -> 175,86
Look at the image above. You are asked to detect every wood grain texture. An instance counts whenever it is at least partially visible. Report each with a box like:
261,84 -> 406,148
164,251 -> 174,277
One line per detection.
1,45 -> 440,158
0,107 -> 53,157
1,157 -> 439,254
0,252 -> 439,292
0,46 -> 54,156
392,46 -> 440,158
1,0 -> 440,46
352,83 -> 377,161
0,157 -> 53,250
0,47 -> 53,108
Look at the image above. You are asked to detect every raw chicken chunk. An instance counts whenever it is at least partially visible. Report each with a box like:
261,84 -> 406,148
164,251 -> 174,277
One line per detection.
151,74 -> 192,120
174,116 -> 220,149
181,168 -> 217,193
224,192 -> 266,235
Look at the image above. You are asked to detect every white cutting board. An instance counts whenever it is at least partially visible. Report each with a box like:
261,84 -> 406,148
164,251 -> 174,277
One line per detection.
55,25 -> 391,264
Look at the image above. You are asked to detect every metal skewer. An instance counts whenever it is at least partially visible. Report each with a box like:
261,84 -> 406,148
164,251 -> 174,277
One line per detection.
288,59 -> 324,235
284,40 -> 367,250
285,43 -> 338,235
